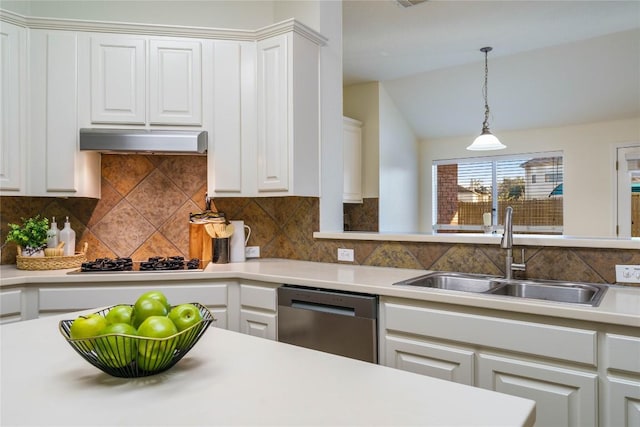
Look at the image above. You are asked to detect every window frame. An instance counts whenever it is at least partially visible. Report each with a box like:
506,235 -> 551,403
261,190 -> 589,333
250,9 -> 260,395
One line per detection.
432,151 -> 564,234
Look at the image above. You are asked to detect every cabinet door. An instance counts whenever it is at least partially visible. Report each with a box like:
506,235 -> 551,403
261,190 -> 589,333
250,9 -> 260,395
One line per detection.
90,36 -> 145,124
605,376 -> 640,427
240,309 -> 277,340
0,22 -> 26,193
210,41 -> 244,193
238,282 -> 277,340
149,39 -> 202,125
604,333 -> 640,426
29,30 -> 100,197
383,335 -> 474,385
256,34 -> 289,192
343,117 -> 363,203
478,353 -> 598,427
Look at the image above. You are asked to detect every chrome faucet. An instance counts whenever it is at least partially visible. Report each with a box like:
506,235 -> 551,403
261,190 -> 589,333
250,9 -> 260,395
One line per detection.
501,206 -> 526,279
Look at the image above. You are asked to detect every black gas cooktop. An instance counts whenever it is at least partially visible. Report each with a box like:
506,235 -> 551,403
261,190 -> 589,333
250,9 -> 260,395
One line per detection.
70,256 -> 202,273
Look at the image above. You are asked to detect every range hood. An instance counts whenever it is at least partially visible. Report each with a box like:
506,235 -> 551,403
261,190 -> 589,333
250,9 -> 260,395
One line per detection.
79,129 -> 207,154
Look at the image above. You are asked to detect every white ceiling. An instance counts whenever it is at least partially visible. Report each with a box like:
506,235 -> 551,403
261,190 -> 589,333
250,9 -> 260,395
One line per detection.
342,0 -> 640,139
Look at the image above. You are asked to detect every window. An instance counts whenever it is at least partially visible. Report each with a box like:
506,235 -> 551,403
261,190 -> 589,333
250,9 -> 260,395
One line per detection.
545,173 -> 563,182
433,152 -> 563,234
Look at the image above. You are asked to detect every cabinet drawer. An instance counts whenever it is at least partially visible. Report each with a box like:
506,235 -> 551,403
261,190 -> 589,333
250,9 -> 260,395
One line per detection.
606,333 -> 640,373
39,284 -> 228,312
383,302 -> 597,365
240,284 -> 277,311
1,289 -> 22,322
384,335 -> 474,385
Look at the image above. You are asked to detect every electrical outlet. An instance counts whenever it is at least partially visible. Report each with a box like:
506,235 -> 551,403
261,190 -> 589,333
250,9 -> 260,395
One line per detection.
245,246 -> 260,258
337,248 -> 354,262
615,265 -> 640,283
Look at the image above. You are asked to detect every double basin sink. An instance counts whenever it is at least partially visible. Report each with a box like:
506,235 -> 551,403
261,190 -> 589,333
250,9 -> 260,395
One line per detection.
393,272 -> 608,306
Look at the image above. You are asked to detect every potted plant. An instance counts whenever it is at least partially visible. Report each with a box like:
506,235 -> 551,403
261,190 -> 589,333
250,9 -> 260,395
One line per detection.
5,216 -> 49,257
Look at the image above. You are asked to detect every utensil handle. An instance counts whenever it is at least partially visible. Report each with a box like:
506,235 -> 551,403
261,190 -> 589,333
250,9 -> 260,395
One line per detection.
244,225 -> 251,245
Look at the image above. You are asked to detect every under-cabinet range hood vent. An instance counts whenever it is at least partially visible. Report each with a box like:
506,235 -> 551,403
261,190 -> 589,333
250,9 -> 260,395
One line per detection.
79,129 -> 207,155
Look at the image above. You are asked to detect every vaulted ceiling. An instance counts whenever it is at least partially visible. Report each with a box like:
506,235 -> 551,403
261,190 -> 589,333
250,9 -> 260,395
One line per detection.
343,0 -> 640,139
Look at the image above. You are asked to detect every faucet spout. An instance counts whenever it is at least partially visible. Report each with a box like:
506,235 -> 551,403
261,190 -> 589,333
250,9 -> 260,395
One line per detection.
501,206 -> 513,249
501,206 -> 526,279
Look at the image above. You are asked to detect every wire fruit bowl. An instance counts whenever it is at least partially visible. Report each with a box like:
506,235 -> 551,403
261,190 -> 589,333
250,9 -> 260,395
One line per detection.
59,302 -> 214,378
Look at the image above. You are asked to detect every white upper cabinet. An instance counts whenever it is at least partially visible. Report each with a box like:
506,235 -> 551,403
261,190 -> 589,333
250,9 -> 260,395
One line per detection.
0,21 -> 26,194
90,36 -> 146,124
208,40 -> 256,195
208,22 -> 325,198
89,35 -> 203,127
343,117 -> 363,203
29,30 -> 101,197
0,12 -> 325,199
255,31 -> 321,196
149,39 -> 202,125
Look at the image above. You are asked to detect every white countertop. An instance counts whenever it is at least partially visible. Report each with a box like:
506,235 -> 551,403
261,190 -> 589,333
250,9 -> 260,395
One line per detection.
0,311 -> 535,427
2,258 -> 639,327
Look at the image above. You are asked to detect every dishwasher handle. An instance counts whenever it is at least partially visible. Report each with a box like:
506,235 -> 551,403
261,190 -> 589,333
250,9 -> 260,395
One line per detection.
278,285 -> 377,319
291,300 -> 356,317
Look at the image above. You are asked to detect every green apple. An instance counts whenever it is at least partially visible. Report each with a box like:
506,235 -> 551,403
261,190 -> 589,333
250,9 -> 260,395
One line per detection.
131,298 -> 168,328
69,313 -> 107,349
168,304 -> 203,349
105,305 -> 133,325
168,304 -> 202,331
136,316 -> 178,371
95,323 -> 138,368
136,290 -> 171,312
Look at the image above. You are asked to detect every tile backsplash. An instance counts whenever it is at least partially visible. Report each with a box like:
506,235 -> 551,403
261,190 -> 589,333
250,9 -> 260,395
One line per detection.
1,154 -> 638,286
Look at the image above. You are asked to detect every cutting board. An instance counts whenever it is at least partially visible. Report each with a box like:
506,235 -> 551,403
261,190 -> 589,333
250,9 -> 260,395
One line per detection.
189,223 -> 212,266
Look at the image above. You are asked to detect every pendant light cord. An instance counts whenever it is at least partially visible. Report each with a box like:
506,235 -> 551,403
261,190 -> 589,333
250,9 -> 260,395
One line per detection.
481,47 -> 491,132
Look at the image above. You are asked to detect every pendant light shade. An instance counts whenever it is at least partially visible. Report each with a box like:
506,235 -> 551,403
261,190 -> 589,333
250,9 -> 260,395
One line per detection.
469,129 -> 506,151
467,47 -> 506,151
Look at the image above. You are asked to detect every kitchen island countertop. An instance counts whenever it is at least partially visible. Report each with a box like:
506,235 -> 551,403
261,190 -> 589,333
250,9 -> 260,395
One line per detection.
0,311 -> 535,427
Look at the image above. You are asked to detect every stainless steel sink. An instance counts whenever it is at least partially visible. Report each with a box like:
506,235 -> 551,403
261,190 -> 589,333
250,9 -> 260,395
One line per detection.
393,272 -> 608,306
488,279 -> 608,306
393,272 -> 502,293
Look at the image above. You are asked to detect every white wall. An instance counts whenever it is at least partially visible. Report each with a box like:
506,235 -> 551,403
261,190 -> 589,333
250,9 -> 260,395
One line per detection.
5,0 -> 275,29
378,84 -> 419,233
421,117 -> 640,237
344,82 -> 380,199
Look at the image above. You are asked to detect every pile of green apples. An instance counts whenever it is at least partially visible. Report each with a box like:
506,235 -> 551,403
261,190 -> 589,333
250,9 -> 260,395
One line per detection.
69,290 -> 203,370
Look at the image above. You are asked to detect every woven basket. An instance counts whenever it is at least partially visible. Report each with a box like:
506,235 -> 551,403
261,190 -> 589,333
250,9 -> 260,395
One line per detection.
16,242 -> 88,271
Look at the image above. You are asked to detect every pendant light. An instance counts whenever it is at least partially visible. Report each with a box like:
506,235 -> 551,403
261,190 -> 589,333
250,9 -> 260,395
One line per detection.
467,47 -> 506,151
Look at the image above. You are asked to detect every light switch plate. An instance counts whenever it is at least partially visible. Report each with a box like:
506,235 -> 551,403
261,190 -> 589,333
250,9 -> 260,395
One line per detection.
337,248 -> 354,262
245,246 -> 260,258
615,265 -> 640,283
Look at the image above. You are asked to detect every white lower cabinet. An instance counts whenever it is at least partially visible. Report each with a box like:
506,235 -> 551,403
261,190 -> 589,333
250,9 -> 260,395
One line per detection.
238,281 -> 278,340
0,288 -> 24,324
379,297 -> 600,427
383,335 -> 474,385
477,353 -> 598,427
27,279 -> 279,341
37,281 -> 230,329
603,334 -> 640,427
604,377 -> 640,427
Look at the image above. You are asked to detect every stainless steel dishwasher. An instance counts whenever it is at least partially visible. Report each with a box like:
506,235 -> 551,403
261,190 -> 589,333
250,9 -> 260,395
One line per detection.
277,285 -> 378,363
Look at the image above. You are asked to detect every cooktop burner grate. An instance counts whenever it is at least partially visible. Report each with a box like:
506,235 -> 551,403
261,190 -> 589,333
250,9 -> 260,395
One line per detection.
79,256 -> 201,272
